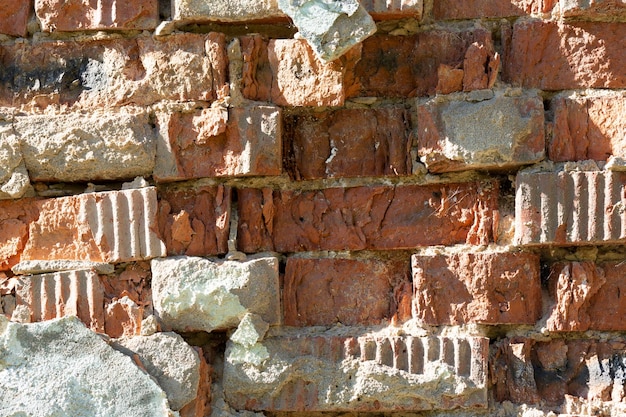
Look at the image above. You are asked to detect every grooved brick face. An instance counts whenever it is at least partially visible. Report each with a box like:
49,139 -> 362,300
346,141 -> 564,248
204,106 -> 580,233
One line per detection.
0,0 -> 32,37
412,252 -> 542,325
504,20 -> 626,90
237,181 -> 499,253
286,107 -> 411,180
283,257 -> 412,326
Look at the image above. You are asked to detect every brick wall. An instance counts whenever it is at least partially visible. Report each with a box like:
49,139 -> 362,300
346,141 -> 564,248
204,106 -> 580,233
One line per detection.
1,0 -> 626,416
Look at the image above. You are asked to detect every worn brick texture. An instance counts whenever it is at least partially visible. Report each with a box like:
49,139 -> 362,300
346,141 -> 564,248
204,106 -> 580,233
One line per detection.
2,1 -> 626,417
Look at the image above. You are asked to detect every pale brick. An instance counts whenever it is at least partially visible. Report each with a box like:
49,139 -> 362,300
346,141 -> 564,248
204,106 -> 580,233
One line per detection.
0,122 -> 31,199
14,269 -> 105,332
549,92 -> 626,162
515,167 -> 626,245
35,0 -> 158,32
412,251 -> 542,325
283,257 -> 411,326
224,334 -> 488,411
287,107 -> 410,179
154,106 -> 282,181
238,181 -> 499,252
559,0 -> 626,20
0,0 -> 31,37
417,91 -> 545,173
504,20 -> 626,90
0,33 -> 228,109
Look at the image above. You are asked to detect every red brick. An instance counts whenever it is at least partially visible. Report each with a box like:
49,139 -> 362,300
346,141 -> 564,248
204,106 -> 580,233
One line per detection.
0,198 -> 41,271
105,297 -> 143,338
361,0 -> 423,19
546,261 -> 626,331
35,0 -> 158,32
504,20 -> 626,90
0,33 -> 228,109
433,0 -> 554,19
353,27 -> 494,98
559,0 -> 626,20
0,0 -> 32,37
237,181 -> 499,253
412,251 -> 541,325
492,338 -> 626,405
549,93 -> 626,162
155,106 -> 282,181
286,107 -> 411,180
283,257 -> 411,326
241,36 -> 360,106
157,186 -> 230,257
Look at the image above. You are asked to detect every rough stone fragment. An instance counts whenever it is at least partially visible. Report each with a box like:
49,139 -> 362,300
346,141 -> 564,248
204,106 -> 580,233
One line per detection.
173,0 -> 285,22
35,0 -> 158,32
11,260 -> 114,275
0,33 -> 228,109
417,91 -> 545,173
549,92 -> 626,162
105,296 -> 143,338
20,187 -> 166,264
436,64 -> 464,95
231,313 -> 269,347
515,167 -> 626,245
504,20 -> 626,90
287,107 -> 410,179
224,333 -> 488,411
0,123 -> 32,200
284,257 -> 411,326
433,0 -> 552,19
151,254 -> 281,332
158,186 -> 230,256
14,269 -> 105,331
237,181 -> 499,252
114,332 -> 201,411
155,106 -> 282,181
0,0 -> 31,37
0,316 -> 174,416
462,42 -> 500,92
14,110 -> 155,182
492,338 -> 626,406
412,251 -> 542,325
354,27 -> 493,97
559,0 -> 626,20
278,0 -> 376,62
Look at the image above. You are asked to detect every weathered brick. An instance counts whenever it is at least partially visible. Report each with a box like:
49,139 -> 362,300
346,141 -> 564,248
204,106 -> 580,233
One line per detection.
237,181 -> 499,253
412,251 -> 541,325
549,93 -> 626,162
286,107 -> 410,180
353,27 -> 494,97
433,0 -> 553,19
224,334 -> 488,411
504,20 -> 626,90
155,106 -> 282,181
13,110 -> 155,182
0,0 -> 32,37
515,168 -> 626,245
0,198 -> 42,271
361,0 -> 423,19
283,257 -> 411,326
241,37 -> 360,106
417,91 -> 545,173
105,296 -> 143,338
15,269 -> 105,332
157,186 -> 230,257
546,261 -> 626,332
35,0 -> 158,32
0,33 -> 228,109
492,338 -> 626,405
559,0 -> 626,20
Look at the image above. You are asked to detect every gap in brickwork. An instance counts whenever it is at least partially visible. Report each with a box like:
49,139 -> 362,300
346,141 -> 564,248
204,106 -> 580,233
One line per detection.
159,0 -> 171,20
178,22 -> 297,38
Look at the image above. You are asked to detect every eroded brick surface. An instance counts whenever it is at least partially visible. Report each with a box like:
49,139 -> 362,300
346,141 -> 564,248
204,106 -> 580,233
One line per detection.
433,0 -> 551,19
238,181 -> 499,252
0,0 -> 32,37
559,0 -> 626,20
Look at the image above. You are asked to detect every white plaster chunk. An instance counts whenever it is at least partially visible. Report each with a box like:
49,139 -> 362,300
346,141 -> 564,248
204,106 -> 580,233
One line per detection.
278,0 -> 377,62
113,332 -> 201,411
0,124 -> 32,200
13,110 -> 156,182
11,260 -> 115,275
230,313 -> 269,347
0,316 -> 176,417
151,254 -> 281,333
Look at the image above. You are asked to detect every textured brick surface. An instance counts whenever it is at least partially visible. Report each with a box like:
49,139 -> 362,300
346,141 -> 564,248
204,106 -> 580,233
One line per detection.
283,257 -> 411,326
515,168 -> 626,245
433,0 -> 552,19
412,252 -> 542,325
559,0 -> 626,19
286,107 -> 411,179
504,20 -> 626,90
417,91 -> 545,173
157,186 -> 230,257
224,334 -> 488,411
35,0 -> 158,32
238,181 -> 499,252
0,0 -> 32,36
0,33 -> 228,109
549,93 -> 626,162
155,106 -> 282,181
